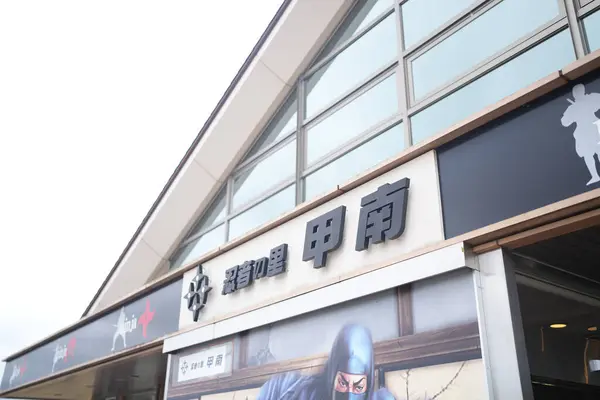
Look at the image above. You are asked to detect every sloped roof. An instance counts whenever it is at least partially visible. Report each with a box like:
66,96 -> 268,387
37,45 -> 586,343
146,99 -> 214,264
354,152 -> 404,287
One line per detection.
83,0 -> 352,316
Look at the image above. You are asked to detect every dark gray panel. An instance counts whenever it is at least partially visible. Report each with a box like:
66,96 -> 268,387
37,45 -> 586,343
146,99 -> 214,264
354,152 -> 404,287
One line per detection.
438,69 -> 600,238
1,279 -> 182,392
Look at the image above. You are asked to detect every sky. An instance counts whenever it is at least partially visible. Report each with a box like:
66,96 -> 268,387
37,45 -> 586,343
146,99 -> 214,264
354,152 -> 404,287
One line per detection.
0,0 -> 283,377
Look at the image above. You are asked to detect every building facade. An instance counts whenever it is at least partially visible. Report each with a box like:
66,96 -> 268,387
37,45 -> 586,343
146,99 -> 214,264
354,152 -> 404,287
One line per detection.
3,0 -> 600,399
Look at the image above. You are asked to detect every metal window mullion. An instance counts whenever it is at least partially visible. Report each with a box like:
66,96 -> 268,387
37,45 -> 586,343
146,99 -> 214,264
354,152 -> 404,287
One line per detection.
302,114 -> 403,177
407,12 -> 567,107
579,0 -> 597,9
402,0 -> 492,59
296,79 -> 306,204
304,61 -> 398,129
402,0 -> 494,60
406,18 -> 569,117
224,177 -> 233,241
578,0 -> 600,16
233,132 -> 297,177
235,128 -> 296,172
305,6 -> 395,78
180,221 -> 226,247
394,1 -> 412,147
228,179 -> 296,220
564,0 -> 587,57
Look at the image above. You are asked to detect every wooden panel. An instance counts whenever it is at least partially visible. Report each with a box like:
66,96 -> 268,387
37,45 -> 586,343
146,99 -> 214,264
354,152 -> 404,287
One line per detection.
398,285 -> 414,336
473,207 -> 600,253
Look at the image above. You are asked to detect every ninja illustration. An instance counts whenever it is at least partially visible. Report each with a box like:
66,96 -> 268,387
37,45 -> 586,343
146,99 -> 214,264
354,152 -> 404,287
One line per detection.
256,324 -> 396,400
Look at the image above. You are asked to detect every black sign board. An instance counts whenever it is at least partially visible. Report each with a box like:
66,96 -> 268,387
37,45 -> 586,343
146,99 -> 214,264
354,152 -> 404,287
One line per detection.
438,69 -> 600,238
1,279 -> 183,392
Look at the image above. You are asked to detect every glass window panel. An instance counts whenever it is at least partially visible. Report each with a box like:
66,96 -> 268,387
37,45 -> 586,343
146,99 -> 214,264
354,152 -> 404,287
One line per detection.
584,9 -> 600,53
402,0 -> 478,49
186,187 -> 226,238
244,91 -> 297,161
306,13 -> 397,119
229,185 -> 295,240
411,0 -> 561,100
233,140 -> 296,210
306,74 -> 398,165
170,224 -> 225,270
412,269 -> 477,333
411,30 -> 575,144
245,290 -> 398,367
319,0 -> 394,59
305,123 -> 404,201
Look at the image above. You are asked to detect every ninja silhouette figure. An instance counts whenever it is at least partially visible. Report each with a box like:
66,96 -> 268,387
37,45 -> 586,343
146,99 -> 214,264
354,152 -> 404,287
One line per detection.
256,324 -> 395,400
561,83 -> 600,186
112,307 -> 128,351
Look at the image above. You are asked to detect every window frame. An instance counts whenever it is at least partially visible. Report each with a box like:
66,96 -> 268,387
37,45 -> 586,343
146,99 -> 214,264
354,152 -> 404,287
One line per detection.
405,0 -> 567,105
170,0 -> 589,272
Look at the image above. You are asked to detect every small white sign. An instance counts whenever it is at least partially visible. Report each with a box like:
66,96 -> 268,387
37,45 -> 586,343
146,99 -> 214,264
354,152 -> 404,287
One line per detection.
176,343 -> 231,383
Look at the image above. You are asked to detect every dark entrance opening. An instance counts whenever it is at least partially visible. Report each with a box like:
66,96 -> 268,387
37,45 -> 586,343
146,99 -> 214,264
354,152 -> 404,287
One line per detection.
512,223 -> 600,399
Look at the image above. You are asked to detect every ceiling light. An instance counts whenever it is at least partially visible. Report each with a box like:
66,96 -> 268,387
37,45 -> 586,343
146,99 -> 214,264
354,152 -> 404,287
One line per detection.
589,326 -> 598,332
550,323 -> 567,329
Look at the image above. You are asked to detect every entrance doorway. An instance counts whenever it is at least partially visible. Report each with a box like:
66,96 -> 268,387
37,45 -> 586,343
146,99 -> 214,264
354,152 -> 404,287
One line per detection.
511,224 -> 600,399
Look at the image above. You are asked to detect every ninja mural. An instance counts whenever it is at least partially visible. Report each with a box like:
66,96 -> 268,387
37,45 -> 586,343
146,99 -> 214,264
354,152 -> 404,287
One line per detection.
256,324 -> 395,400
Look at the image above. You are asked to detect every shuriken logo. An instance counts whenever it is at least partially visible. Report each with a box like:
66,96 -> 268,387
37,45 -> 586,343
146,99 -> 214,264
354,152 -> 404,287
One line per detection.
180,360 -> 189,376
183,265 -> 212,322
138,300 -> 155,338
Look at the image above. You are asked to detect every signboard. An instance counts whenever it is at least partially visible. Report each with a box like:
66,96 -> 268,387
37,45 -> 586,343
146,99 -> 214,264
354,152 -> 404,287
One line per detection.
438,69 -> 600,238
176,342 -> 232,384
0,279 -> 183,392
180,178 -> 410,325
179,152 -> 445,329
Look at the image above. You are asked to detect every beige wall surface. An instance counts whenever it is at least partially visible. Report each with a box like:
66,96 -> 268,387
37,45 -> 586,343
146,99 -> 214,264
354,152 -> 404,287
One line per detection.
385,359 -> 486,400
178,151 -> 444,330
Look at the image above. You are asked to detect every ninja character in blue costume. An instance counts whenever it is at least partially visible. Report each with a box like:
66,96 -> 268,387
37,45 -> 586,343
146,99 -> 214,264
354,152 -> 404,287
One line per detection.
256,324 -> 396,400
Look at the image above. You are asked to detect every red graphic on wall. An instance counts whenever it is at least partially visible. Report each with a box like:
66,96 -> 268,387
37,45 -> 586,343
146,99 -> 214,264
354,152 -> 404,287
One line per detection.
67,337 -> 77,358
138,300 -> 155,337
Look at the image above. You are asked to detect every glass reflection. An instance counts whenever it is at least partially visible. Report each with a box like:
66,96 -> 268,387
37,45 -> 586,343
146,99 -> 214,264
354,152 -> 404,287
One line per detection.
402,0 -> 477,49
584,9 -> 600,53
305,124 -> 404,201
411,30 -> 575,144
186,187 -> 227,238
233,140 -> 296,210
306,74 -> 398,166
170,224 -> 225,269
411,0 -> 560,100
319,0 -> 394,59
306,14 -> 397,119
244,90 -> 297,160
229,185 -> 296,240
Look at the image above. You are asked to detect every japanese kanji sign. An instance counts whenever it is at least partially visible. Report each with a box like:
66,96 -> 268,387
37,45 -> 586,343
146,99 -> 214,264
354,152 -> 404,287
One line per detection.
302,178 -> 410,268
356,178 -> 410,251
176,342 -> 232,383
222,244 -> 289,295
302,206 -> 346,268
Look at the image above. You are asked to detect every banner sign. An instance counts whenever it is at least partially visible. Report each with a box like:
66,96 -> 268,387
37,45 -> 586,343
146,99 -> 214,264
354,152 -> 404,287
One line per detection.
0,279 -> 183,392
176,342 -> 233,384
438,69 -> 600,238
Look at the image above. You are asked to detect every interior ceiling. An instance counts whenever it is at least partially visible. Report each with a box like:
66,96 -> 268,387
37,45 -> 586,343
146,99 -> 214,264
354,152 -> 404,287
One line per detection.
514,222 -> 600,336
515,224 -> 600,284
6,349 -> 166,400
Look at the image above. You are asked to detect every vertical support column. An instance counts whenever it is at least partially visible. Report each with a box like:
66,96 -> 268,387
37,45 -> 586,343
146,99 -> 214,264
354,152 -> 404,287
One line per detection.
564,0 -> 587,57
162,353 -> 172,400
471,248 -> 534,400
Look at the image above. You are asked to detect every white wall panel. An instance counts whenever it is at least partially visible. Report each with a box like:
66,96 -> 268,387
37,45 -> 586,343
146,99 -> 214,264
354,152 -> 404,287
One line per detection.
178,151 -> 445,330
